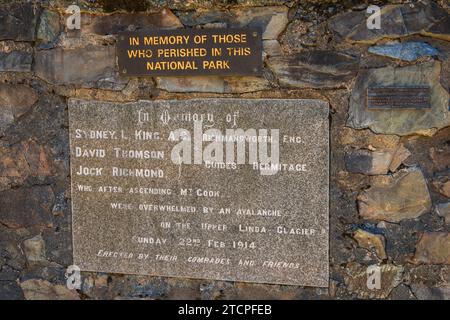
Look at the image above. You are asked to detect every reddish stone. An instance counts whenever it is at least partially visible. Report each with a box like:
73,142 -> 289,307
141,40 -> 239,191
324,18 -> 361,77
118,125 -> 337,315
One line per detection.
0,186 -> 54,229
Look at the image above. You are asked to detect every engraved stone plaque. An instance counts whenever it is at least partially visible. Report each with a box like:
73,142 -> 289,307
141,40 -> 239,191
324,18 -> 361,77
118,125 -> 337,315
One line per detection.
69,99 -> 329,287
367,86 -> 431,109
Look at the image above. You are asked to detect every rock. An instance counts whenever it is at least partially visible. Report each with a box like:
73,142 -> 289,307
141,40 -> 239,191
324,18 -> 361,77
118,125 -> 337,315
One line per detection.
368,42 -> 439,62
358,168 -> 431,222
82,9 -> 182,35
263,40 -> 282,57
347,61 -> 449,136
177,6 -> 288,40
23,235 -> 46,263
343,262 -> 403,299
0,281 -> 24,300
338,128 -> 400,149
0,139 -> 54,179
20,279 -> 80,300
0,51 -> 32,72
389,144 -> 411,172
411,283 -> 450,300
352,229 -> 387,260
37,10 -> 61,46
413,232 -> 450,264
156,76 -> 270,93
0,84 -> 38,132
329,1 -> 450,44
430,145 -> 450,171
436,203 -> 450,224
0,186 -> 55,229
34,46 -> 126,89
439,181 -> 450,198
268,50 -> 359,88
345,149 -> 393,175
0,2 -> 40,41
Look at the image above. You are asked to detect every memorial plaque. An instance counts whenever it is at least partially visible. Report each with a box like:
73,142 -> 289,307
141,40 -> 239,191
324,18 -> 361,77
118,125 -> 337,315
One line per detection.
367,86 -> 431,109
69,98 -> 329,287
117,28 -> 262,77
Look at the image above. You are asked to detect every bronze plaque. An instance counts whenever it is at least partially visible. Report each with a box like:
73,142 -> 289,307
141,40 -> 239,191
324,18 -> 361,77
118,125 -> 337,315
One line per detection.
367,86 -> 431,109
69,98 -> 329,287
117,28 -> 262,77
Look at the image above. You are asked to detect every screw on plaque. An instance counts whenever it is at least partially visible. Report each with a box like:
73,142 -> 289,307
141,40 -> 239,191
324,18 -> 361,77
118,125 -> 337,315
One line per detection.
122,68 -> 127,74
253,32 -> 258,37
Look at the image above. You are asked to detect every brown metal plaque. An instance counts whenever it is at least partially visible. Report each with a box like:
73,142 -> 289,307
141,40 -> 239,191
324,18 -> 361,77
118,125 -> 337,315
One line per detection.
117,28 -> 262,77
367,86 -> 431,109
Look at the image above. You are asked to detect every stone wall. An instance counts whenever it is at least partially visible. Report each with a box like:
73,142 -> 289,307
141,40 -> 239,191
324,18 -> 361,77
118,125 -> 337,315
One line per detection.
0,0 -> 449,300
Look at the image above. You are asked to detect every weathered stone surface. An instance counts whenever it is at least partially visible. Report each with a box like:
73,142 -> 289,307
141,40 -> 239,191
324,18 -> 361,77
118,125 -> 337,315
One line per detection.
413,232 -> 450,264
23,235 -> 46,263
338,128 -> 400,149
347,61 -> 450,136
329,2 -> 450,43
82,9 -> 182,35
0,139 -> 54,180
0,51 -> 32,72
368,42 -> 439,62
439,181 -> 450,198
156,76 -> 270,93
268,50 -> 359,88
34,46 -> 126,89
0,186 -> 55,229
0,282 -> 24,300
352,229 -> 387,260
37,10 -> 61,47
436,203 -> 450,224
20,279 -> 80,300
0,84 -> 37,132
344,262 -> 403,299
345,149 -> 393,175
0,2 -> 39,41
358,168 -> 432,222
263,40 -> 282,57
177,6 -> 288,40
389,144 -> 411,172
411,283 -> 450,300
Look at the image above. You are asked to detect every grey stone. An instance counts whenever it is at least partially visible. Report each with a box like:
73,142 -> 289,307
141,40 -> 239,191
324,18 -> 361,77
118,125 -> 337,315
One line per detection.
345,149 -> 393,175
347,61 -> 450,136
37,10 -> 61,46
23,235 -> 46,263
263,40 -> 282,57
81,9 -> 182,35
0,2 -> 40,41
268,50 -> 359,88
436,202 -> 450,224
34,46 -> 127,89
177,6 -> 288,40
69,98 -> 329,287
411,283 -> 450,300
0,51 -> 32,72
368,42 -> 439,62
357,168 -> 432,222
329,1 -> 450,44
0,282 -> 24,300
